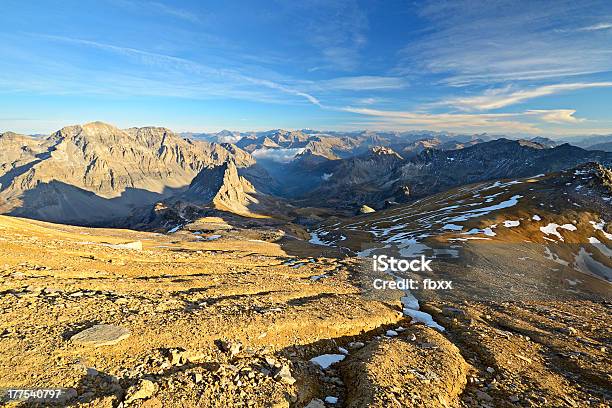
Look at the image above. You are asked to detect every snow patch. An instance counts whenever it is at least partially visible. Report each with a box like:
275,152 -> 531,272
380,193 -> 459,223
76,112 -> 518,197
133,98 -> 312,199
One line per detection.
544,247 -> 569,266
588,237 -> 612,258
168,225 -> 182,233
309,231 -> 333,246
310,354 -> 346,369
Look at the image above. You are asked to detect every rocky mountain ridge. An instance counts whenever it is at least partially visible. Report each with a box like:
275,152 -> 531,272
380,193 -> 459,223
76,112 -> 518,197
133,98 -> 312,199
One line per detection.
0,122 -> 256,225
305,138 -> 612,210
1,122 -> 611,227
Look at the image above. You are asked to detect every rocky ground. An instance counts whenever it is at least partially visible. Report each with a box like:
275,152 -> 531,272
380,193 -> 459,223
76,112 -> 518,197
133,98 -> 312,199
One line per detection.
0,214 -> 610,407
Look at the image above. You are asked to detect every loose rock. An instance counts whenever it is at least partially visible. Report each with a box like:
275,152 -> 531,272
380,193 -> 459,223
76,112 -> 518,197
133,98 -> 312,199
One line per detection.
70,324 -> 131,347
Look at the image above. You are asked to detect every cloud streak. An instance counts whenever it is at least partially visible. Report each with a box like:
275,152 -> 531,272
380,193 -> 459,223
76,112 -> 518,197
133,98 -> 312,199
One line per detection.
439,82 -> 612,111
398,1 -> 612,85
576,22 -> 612,31
340,106 -> 591,133
32,34 -> 325,107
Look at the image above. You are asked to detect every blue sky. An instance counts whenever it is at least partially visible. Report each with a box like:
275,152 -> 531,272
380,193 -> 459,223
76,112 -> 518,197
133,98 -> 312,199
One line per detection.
1,0 -> 612,136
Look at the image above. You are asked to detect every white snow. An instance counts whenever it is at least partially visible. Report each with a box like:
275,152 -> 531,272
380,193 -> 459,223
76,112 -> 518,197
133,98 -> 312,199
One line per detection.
205,234 -> 221,241
544,247 -> 569,266
588,237 -> 612,258
532,214 -> 541,221
168,225 -> 181,233
309,231 -> 333,246
442,223 -> 463,231
445,195 -> 523,223
322,173 -> 333,181
590,220 -> 612,240
106,241 -> 143,251
540,223 -> 568,241
338,347 -> 349,355
396,240 -> 431,258
310,354 -> 346,369
503,220 -> 520,227
401,292 -> 420,310
482,227 -> 497,236
400,289 -> 444,331
386,330 -> 398,337
325,396 -> 339,404
574,247 -> 612,280
403,308 -> 446,332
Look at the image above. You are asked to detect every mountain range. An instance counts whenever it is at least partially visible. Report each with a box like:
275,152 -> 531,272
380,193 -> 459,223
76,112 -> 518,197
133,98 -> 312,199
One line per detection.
1,122 -> 611,227
1,121 -> 610,407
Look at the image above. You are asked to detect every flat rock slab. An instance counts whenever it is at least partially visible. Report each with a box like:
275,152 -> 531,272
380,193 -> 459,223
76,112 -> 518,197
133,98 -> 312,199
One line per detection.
70,324 -> 131,347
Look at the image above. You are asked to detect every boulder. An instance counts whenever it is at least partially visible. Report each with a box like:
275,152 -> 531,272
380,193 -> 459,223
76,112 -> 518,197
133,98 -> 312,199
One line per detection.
70,324 -> 131,347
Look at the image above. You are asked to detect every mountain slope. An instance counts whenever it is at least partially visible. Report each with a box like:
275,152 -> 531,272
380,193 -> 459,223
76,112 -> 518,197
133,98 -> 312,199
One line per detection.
183,160 -> 259,215
306,139 -> 612,210
586,141 -> 612,152
309,162 -> 612,281
0,122 -> 254,225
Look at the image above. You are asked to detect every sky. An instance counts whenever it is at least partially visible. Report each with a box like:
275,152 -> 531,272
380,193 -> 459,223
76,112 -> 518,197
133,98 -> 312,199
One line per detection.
1,0 -> 612,136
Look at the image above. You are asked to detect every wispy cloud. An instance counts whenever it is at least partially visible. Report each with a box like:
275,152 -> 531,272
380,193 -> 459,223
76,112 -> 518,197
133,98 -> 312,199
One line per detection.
438,82 -> 612,111
28,34 -> 325,107
398,1 -> 612,85
147,1 -> 201,23
341,106 -> 535,132
295,76 -> 408,92
276,0 -> 369,71
109,0 -> 201,23
340,106 -> 594,133
576,22 -> 612,31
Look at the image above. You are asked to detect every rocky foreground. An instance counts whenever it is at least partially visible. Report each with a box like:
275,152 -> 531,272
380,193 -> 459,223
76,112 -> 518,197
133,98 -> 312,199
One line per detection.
0,215 -> 610,407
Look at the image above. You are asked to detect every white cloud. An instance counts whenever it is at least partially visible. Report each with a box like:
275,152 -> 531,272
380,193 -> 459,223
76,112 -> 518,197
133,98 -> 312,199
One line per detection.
31,34 -> 324,107
215,134 -> 243,144
576,22 -> 612,31
525,109 -> 584,123
341,106 -> 539,133
439,82 -> 612,111
340,106 -> 596,133
311,76 -> 407,91
251,147 -> 305,163
398,1 -> 612,85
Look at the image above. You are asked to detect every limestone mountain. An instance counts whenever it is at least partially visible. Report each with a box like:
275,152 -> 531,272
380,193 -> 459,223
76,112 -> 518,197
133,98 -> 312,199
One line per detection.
183,160 -> 258,215
0,122 -> 254,225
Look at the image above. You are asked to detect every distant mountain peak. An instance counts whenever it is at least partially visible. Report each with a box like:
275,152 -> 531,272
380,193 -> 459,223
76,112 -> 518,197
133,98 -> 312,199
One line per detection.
369,146 -> 403,159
